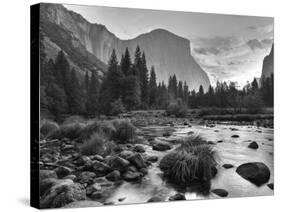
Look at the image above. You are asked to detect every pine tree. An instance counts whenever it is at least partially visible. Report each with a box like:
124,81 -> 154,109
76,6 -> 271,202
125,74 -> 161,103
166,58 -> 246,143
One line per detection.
121,48 -> 131,76
178,81 -> 184,101
148,66 -> 157,107
183,82 -> 189,106
140,52 -> 149,106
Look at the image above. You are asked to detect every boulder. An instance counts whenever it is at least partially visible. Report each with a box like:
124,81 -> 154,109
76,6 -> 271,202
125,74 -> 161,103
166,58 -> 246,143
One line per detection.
108,156 -> 130,172
236,162 -> 270,186
40,170 -> 57,181
40,179 -> 86,208
211,189 -> 228,197
84,160 -> 112,175
40,178 -> 58,197
86,183 -> 101,195
75,156 -> 91,166
152,141 -> 171,151
133,145 -> 146,153
123,171 -> 142,181
222,164 -> 234,169
90,155 -> 104,162
248,142 -> 259,149
147,196 -> 163,202
267,183 -> 274,190
63,175 -> 76,181
146,156 -> 158,163
119,150 -> 135,160
106,170 -> 121,181
77,171 -> 96,184
62,200 -> 102,208
90,191 -> 103,200
54,166 -> 73,178
128,154 -> 147,169
169,193 -> 186,201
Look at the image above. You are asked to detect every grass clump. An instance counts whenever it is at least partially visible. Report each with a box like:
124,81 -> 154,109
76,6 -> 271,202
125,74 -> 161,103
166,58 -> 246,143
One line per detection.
113,119 -> 136,144
40,120 -> 60,138
80,133 -> 115,156
160,135 -> 216,188
166,103 -> 188,118
50,122 -> 86,140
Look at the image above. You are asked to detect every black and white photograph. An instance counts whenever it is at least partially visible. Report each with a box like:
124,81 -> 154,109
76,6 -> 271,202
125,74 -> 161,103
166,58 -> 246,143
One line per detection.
34,2 -> 273,209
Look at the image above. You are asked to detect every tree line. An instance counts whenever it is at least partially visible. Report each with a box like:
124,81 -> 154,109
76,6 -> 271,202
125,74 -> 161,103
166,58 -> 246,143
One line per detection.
40,45 -> 273,120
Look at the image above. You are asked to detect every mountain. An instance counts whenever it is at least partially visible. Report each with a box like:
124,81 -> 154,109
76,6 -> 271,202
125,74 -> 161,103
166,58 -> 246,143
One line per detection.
261,44 -> 274,78
40,3 -> 210,91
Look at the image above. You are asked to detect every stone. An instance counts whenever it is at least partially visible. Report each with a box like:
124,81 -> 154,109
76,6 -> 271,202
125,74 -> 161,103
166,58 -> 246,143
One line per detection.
133,145 -> 146,153
86,183 -> 102,195
76,156 -> 91,166
139,168 -> 148,175
128,154 -> 147,169
267,183 -> 274,190
40,178 -> 58,197
231,135 -> 239,138
40,179 -> 86,208
119,150 -> 135,160
84,160 -> 112,175
63,175 -> 76,181
152,141 -> 171,151
108,156 -> 130,172
123,171 -> 142,181
169,193 -> 186,201
54,166 -> 73,178
62,200 -> 102,208
147,196 -> 163,202
236,162 -> 270,186
146,156 -> 158,163
106,170 -> 121,181
248,142 -> 259,149
211,189 -> 228,197
40,170 -> 58,181
90,155 -> 104,162
90,191 -> 103,200
222,164 -> 234,169
77,171 -> 96,184
163,131 -> 171,137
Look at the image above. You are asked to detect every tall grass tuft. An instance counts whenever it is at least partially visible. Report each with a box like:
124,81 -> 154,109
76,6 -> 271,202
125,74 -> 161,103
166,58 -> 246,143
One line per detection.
160,135 -> 216,188
40,120 -> 60,139
80,133 -> 115,156
113,119 -> 136,143
50,122 -> 86,140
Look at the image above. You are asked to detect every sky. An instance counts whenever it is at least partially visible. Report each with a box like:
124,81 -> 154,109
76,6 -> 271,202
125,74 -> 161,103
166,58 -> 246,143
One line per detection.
64,4 -> 274,87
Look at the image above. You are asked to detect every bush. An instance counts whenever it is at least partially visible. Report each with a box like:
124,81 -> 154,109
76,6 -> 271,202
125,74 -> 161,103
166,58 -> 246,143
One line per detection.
110,98 -> 126,115
50,122 -> 86,140
40,120 -> 60,138
78,120 -> 116,141
62,115 -> 85,125
113,119 -> 136,143
160,135 -> 216,188
80,133 -> 115,156
166,103 -> 188,118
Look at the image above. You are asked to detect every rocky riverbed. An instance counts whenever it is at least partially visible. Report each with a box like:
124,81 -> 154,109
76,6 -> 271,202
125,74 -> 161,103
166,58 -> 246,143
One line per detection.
39,116 -> 274,208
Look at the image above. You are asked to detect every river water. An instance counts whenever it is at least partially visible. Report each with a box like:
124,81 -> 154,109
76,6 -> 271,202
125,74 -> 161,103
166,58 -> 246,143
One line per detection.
106,124 -> 274,204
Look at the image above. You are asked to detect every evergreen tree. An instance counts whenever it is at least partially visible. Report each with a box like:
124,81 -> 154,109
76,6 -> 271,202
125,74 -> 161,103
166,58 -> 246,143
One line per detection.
178,81 -> 184,101
183,82 -> 189,106
140,52 -> 149,106
148,66 -> 157,107
121,48 -> 131,76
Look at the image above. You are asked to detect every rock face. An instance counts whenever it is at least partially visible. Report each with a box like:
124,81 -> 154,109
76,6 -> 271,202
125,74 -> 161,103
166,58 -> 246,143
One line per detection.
236,162 -> 270,186
40,3 -> 210,91
261,45 -> 274,78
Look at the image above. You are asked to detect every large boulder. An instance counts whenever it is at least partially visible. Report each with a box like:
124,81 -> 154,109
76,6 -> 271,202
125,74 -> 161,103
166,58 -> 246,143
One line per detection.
236,162 -> 270,186
106,170 -> 121,181
128,154 -> 147,169
152,141 -> 171,151
119,150 -> 135,160
133,145 -> 146,153
40,179 -> 86,208
40,178 -> 58,197
62,200 -> 102,208
108,156 -> 130,172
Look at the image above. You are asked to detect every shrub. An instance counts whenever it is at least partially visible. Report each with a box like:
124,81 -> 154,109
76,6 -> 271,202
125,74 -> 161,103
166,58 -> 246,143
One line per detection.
80,133 -> 115,156
160,135 -> 216,188
40,120 -> 60,138
78,120 -> 116,141
113,119 -> 136,143
110,98 -> 126,115
62,115 -> 85,125
166,103 -> 188,118
50,122 -> 86,140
